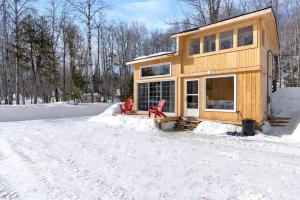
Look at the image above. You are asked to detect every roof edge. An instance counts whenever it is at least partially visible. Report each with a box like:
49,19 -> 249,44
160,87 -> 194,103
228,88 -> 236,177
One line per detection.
171,7 -> 273,38
126,52 -> 177,65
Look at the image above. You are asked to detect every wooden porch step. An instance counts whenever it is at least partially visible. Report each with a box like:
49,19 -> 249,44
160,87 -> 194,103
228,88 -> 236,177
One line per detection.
268,116 -> 291,120
269,123 -> 288,127
173,117 -> 200,131
268,115 -> 291,127
269,120 -> 289,123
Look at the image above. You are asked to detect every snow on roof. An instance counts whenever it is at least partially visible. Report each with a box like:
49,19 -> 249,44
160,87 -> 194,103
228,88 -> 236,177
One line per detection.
134,51 -> 174,61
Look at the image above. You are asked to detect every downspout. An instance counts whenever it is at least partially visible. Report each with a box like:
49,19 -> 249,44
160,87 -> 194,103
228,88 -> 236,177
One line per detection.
266,50 -> 273,118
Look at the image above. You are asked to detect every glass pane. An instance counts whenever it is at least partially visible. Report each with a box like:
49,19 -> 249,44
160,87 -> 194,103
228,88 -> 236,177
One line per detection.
162,81 -> 175,112
187,96 -> 198,109
149,82 -> 161,106
206,76 -> 234,110
138,83 -> 148,111
189,38 -> 200,55
220,30 -> 233,50
138,81 -> 175,113
238,25 -> 253,46
204,34 -> 216,53
141,64 -> 170,77
187,81 -> 198,95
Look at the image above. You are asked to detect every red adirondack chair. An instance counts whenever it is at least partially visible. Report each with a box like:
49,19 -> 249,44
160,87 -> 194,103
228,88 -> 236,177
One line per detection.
148,99 -> 167,118
120,97 -> 133,114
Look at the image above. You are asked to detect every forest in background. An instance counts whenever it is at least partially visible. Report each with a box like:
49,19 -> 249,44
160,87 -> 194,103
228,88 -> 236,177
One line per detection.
0,0 -> 299,105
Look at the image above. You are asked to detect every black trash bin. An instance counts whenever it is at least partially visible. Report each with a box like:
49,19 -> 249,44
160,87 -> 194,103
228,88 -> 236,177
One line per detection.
242,119 -> 256,136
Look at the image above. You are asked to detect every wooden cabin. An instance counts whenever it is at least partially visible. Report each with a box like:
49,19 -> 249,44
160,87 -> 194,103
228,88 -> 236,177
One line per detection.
126,7 -> 279,125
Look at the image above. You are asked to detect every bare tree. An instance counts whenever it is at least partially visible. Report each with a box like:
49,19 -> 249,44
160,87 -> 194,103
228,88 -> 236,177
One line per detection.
0,0 -> 13,104
68,0 -> 108,102
181,0 -> 221,25
8,0 -> 33,104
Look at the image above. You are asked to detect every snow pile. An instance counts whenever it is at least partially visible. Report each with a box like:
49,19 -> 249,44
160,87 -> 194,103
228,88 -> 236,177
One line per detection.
194,121 -> 241,135
266,87 -> 300,140
89,103 -> 160,132
286,123 -> 300,142
271,87 -> 300,116
134,51 -> 173,60
261,121 -> 273,133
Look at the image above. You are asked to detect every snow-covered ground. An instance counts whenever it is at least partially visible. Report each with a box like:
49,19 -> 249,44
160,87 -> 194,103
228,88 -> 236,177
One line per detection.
0,88 -> 300,199
1,116 -> 300,199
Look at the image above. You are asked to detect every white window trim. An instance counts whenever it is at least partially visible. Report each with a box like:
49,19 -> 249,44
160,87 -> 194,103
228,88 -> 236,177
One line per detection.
139,62 -> 172,79
204,74 -> 237,113
137,79 -> 176,114
185,78 -> 200,117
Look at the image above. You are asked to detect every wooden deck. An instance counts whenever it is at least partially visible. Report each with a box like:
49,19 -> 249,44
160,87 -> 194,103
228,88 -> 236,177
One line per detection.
112,112 -> 245,131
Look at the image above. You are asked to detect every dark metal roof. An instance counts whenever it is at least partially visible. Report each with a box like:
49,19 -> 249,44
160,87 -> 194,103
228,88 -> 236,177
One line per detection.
172,7 -> 273,36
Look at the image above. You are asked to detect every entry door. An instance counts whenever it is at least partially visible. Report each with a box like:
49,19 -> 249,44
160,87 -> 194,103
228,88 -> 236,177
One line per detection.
186,79 -> 199,117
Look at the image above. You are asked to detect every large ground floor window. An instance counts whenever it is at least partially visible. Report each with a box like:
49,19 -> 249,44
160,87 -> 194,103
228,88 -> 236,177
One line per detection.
138,81 -> 175,113
205,75 -> 236,111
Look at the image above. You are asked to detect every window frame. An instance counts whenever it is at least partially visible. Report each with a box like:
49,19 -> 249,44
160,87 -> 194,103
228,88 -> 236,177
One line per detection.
139,62 -> 172,79
219,30 -> 233,50
188,37 -> 201,56
204,34 -> 216,53
238,25 -> 253,47
137,79 -> 176,114
204,74 -> 237,113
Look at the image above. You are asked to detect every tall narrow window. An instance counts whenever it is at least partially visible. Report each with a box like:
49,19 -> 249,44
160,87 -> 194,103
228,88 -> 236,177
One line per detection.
189,38 -> 200,55
138,83 -> 149,112
220,30 -> 233,50
204,34 -> 216,53
238,25 -> 253,46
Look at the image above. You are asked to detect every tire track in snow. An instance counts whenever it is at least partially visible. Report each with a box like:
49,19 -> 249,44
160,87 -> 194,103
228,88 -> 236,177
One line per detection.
0,174 -> 21,200
244,158 -> 300,173
5,138 -> 69,199
45,152 -> 133,200
7,132 -> 132,200
191,135 -> 300,157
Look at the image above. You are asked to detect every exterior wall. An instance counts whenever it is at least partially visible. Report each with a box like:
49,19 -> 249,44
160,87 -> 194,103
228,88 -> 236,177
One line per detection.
133,56 -> 180,115
181,71 -> 262,124
259,17 -> 276,120
180,19 -> 260,74
131,11 -> 278,125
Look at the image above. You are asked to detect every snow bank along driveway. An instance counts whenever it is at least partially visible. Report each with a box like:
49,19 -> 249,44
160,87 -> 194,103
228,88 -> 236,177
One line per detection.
0,103 -> 112,122
1,116 -> 300,199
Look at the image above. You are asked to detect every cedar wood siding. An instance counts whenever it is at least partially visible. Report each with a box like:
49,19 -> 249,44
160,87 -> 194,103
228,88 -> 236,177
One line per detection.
131,8 -> 279,125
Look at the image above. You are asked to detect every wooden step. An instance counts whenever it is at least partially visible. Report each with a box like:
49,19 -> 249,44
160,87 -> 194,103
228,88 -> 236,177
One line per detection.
269,120 -> 289,124
270,123 -> 287,127
269,116 -> 291,120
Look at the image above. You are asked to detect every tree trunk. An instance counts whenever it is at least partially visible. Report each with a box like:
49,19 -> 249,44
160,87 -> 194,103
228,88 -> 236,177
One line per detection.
87,6 -> 94,103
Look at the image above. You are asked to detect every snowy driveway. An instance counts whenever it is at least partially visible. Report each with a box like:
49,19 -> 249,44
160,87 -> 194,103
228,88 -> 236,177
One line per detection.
0,117 -> 300,199
0,103 -> 112,122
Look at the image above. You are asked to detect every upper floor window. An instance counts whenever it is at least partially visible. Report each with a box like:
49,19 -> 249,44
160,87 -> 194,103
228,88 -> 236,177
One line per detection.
189,38 -> 200,55
220,30 -> 233,50
140,63 -> 171,78
238,25 -> 253,46
204,34 -> 216,53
